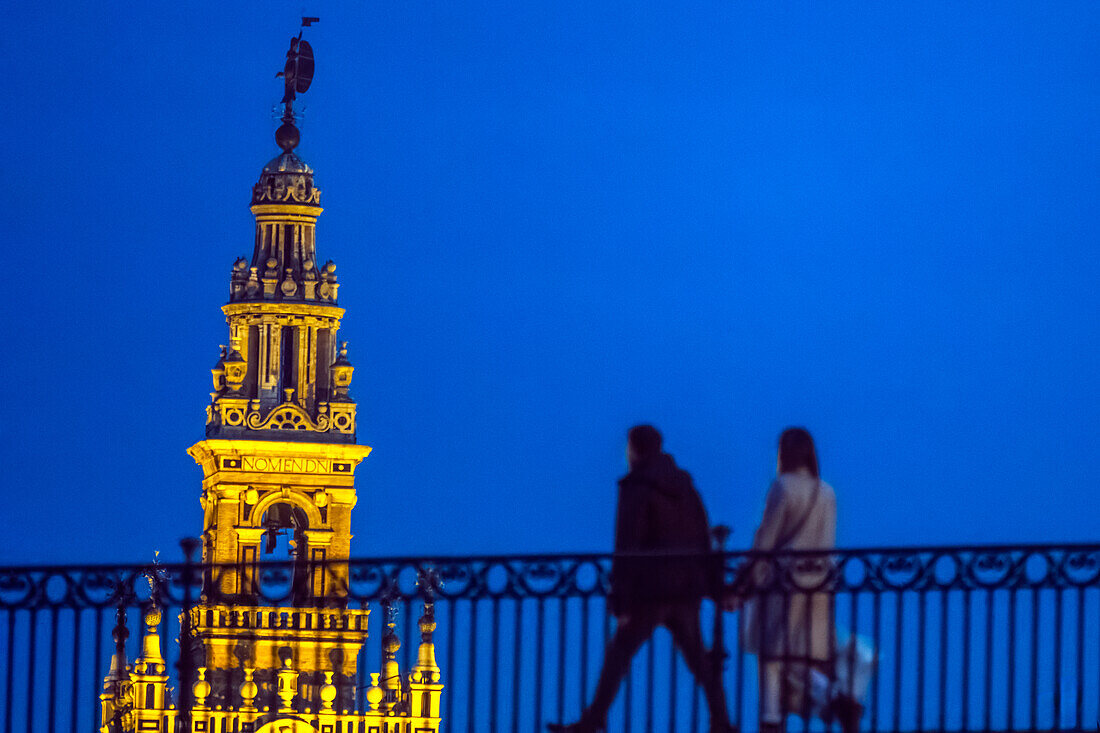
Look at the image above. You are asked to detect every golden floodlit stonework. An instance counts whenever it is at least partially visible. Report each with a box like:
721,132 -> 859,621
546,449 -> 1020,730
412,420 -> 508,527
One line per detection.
99,41 -> 443,733
206,155 -> 357,442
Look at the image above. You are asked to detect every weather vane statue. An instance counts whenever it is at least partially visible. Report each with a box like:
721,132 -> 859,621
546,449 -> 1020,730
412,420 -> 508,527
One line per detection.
274,17 -> 319,152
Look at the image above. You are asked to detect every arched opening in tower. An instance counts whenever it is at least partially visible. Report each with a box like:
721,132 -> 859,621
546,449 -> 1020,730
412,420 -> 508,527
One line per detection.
260,502 -> 311,605
277,327 -> 297,401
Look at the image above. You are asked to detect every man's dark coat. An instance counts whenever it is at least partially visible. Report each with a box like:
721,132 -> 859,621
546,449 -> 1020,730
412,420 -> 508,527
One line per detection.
609,452 -> 713,615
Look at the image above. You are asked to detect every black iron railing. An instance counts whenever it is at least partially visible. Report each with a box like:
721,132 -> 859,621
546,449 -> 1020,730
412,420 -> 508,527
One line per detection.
1,543 -> 1098,732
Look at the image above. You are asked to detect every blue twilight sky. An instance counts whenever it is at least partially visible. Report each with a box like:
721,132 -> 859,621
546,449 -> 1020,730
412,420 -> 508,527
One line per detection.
1,2 -> 1098,565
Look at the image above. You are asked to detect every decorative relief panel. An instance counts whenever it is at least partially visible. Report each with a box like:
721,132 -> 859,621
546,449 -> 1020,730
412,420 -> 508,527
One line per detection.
246,403 -> 329,431
207,399 -> 356,436
251,176 -> 322,205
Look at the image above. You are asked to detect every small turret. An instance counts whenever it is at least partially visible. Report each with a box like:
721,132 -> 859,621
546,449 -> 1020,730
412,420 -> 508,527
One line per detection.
379,617 -> 403,713
408,576 -> 444,722
100,603 -> 178,733
99,608 -> 131,733
137,606 -> 164,668
106,608 -> 129,683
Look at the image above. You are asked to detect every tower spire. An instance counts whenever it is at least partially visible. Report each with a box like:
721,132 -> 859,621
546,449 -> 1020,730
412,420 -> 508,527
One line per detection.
206,17 -> 357,443
104,26 -> 443,733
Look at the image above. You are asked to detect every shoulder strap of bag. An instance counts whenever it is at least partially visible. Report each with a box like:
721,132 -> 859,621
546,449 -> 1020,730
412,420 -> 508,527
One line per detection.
732,479 -> 823,598
775,479 -> 822,550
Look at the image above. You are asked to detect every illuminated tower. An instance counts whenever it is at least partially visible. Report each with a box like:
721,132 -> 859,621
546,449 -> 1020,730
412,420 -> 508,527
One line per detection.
99,27 -> 442,733
184,80 -> 374,715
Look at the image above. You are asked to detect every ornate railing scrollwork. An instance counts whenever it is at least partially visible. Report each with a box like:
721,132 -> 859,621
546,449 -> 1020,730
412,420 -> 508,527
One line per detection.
2,543 -> 1098,611
3,543 -> 1100,733
244,402 -> 330,431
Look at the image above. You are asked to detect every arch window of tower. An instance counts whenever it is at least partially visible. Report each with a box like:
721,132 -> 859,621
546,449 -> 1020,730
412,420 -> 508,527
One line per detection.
246,325 -> 260,395
316,328 -> 331,403
260,503 -> 311,605
278,327 -> 297,399
284,224 -> 297,263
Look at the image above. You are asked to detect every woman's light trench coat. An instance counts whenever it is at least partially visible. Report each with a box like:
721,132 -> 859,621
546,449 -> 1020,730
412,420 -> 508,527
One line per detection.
740,472 -> 837,663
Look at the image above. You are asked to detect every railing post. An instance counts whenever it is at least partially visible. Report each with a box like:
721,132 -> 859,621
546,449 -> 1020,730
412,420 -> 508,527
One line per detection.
178,537 -> 201,729
710,525 -> 731,728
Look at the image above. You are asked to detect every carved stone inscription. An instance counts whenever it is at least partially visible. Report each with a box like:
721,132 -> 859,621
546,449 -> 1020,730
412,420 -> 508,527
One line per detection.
220,456 -> 352,474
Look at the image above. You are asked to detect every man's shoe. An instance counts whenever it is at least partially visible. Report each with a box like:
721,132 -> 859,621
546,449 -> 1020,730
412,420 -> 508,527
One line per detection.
709,723 -> 739,733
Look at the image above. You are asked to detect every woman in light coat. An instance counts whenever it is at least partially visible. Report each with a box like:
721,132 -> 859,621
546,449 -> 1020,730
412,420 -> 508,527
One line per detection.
741,427 -> 837,732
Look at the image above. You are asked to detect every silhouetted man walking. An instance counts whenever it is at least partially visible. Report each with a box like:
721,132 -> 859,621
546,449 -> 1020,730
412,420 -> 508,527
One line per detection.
549,425 -> 734,733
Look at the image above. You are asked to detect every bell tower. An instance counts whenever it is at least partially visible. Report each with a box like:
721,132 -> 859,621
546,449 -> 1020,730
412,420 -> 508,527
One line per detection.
189,98 -> 367,603
205,125 -> 357,442
98,25 -> 442,733
179,26 -> 441,728
182,53 -> 377,712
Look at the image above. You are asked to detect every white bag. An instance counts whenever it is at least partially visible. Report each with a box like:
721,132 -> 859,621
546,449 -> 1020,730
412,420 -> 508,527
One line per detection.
794,632 -> 877,720
833,632 -> 877,702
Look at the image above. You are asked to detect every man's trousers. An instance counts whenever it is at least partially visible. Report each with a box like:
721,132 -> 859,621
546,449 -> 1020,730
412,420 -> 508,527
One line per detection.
579,602 -> 729,728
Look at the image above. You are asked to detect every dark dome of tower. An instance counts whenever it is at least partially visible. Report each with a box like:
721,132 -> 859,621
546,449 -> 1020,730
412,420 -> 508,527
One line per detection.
263,150 -> 313,176
252,150 -> 321,206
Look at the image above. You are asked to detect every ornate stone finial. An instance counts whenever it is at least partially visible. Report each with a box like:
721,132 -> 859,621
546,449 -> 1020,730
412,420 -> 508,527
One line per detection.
413,602 -> 439,683
412,568 -> 440,683
245,267 -> 261,297
330,342 -> 354,401
379,599 -> 402,712
365,672 -> 384,713
229,258 -> 249,299
239,668 -> 258,711
319,671 -> 337,713
222,345 -> 247,395
281,267 -> 299,297
381,624 -> 402,712
192,668 -> 211,709
276,657 -> 299,712
106,606 -> 129,683
383,621 -> 401,655
419,604 -> 436,642
211,346 -> 227,393
139,605 -> 164,667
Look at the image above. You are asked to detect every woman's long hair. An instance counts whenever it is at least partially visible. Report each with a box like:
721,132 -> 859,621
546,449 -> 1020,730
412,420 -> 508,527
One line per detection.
777,426 -> 819,478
